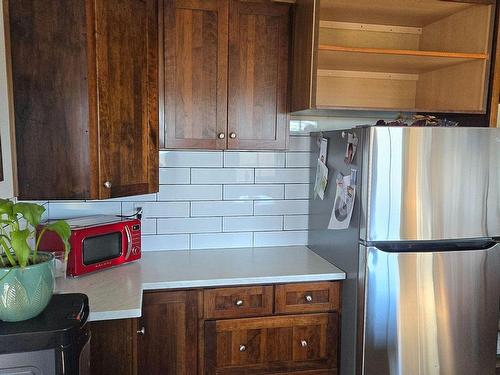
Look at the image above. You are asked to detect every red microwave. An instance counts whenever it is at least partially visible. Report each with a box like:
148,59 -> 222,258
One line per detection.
38,215 -> 141,277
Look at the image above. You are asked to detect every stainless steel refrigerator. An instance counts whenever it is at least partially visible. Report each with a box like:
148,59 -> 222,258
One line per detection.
308,127 -> 500,375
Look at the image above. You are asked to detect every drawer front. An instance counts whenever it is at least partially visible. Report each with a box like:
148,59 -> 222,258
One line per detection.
204,286 -> 274,319
275,282 -> 340,314
205,313 -> 339,374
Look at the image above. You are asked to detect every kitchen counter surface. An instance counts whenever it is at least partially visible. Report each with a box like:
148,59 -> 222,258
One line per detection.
55,246 -> 345,321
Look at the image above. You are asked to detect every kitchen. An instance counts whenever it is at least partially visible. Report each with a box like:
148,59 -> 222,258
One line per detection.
0,0 -> 498,375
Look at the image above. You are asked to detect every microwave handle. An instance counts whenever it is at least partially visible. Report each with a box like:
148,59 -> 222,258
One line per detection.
124,225 -> 133,260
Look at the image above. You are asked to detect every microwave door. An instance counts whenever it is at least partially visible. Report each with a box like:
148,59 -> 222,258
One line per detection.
82,232 -> 123,265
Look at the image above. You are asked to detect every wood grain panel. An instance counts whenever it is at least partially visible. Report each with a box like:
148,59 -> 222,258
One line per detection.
138,290 -> 201,375
90,318 -> 137,375
204,285 -> 273,319
8,0 -> 93,199
95,0 -> 158,199
275,282 -> 341,314
163,0 -> 228,149
227,0 -> 290,150
205,313 -> 339,374
290,0 -> 319,112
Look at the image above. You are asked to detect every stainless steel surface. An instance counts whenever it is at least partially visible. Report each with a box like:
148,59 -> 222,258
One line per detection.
300,340 -> 308,348
235,299 -> 244,307
229,132 -> 237,139
137,327 -> 145,335
124,225 -> 132,260
239,344 -> 247,352
364,127 -> 500,242
103,181 -> 112,189
363,243 -> 500,375
305,294 -> 313,302
218,132 -> 225,139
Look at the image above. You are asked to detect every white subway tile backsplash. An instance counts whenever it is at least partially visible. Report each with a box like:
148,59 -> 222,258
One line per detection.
285,184 -> 310,199
46,135 -> 312,251
157,217 -> 222,234
123,202 -> 189,218
191,201 -> 253,217
142,234 -> 190,251
141,219 -> 157,235
254,200 -> 309,215
48,202 -> 122,219
191,168 -> 254,184
159,151 -> 223,167
254,231 -> 308,247
255,169 -> 310,184
158,185 -> 222,201
288,136 -> 312,151
223,185 -> 284,200
286,152 -> 312,167
159,168 -> 190,184
191,232 -> 253,250
284,215 -> 309,230
224,152 -> 285,168
223,216 -> 283,232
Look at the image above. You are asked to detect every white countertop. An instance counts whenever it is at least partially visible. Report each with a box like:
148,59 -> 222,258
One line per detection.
55,246 -> 345,321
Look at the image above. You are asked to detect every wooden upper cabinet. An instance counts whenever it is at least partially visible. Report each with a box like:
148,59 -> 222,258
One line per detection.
290,0 -> 497,116
7,0 -> 159,200
162,0 -> 290,150
162,0 -> 228,149
227,0 -> 290,150
138,291 -> 200,375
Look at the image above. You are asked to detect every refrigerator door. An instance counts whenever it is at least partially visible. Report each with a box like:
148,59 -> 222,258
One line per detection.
362,243 -> 500,375
364,127 -> 500,242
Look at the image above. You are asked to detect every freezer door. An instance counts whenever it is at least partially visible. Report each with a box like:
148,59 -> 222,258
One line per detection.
364,127 -> 500,242
361,243 -> 500,375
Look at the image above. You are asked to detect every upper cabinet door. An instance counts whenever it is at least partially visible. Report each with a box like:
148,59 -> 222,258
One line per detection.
163,0 -> 228,149
95,0 -> 159,199
227,0 -> 290,150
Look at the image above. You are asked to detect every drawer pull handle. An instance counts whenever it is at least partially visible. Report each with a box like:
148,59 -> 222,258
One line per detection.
137,327 -> 146,335
305,294 -> 313,303
239,344 -> 247,352
300,340 -> 308,348
235,299 -> 244,307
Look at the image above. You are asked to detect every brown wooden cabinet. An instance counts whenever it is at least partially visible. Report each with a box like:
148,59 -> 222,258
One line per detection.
161,0 -> 291,150
89,281 -> 341,375
137,290 -> 201,375
90,319 -> 138,375
290,0 -> 497,117
7,0 -> 159,200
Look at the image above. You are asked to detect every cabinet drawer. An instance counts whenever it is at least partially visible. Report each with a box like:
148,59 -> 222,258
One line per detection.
275,282 -> 340,314
205,313 -> 339,374
204,286 -> 274,319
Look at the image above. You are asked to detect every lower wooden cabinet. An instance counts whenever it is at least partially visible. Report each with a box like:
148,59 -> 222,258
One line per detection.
89,282 -> 341,375
205,313 -> 339,374
137,290 -> 201,375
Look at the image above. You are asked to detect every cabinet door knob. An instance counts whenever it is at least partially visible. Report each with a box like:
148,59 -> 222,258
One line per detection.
239,344 -> 247,352
218,132 -> 225,139
137,327 -> 146,335
229,132 -> 237,139
235,299 -> 244,307
104,181 -> 112,189
300,339 -> 308,348
305,294 -> 313,303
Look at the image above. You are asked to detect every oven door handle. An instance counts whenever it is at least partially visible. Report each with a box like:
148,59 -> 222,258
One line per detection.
124,225 -> 133,260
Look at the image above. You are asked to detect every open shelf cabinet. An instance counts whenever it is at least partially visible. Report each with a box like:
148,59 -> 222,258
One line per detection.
290,0 -> 496,115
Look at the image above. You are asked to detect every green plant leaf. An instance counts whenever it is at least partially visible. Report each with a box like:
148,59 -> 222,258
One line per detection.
0,199 -> 14,219
10,229 -> 31,267
13,203 -> 45,228
45,220 -> 71,255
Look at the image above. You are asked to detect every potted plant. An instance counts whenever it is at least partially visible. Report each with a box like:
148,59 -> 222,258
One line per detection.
0,199 -> 70,322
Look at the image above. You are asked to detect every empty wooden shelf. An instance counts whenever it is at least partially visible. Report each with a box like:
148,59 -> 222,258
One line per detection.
291,0 -> 496,114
